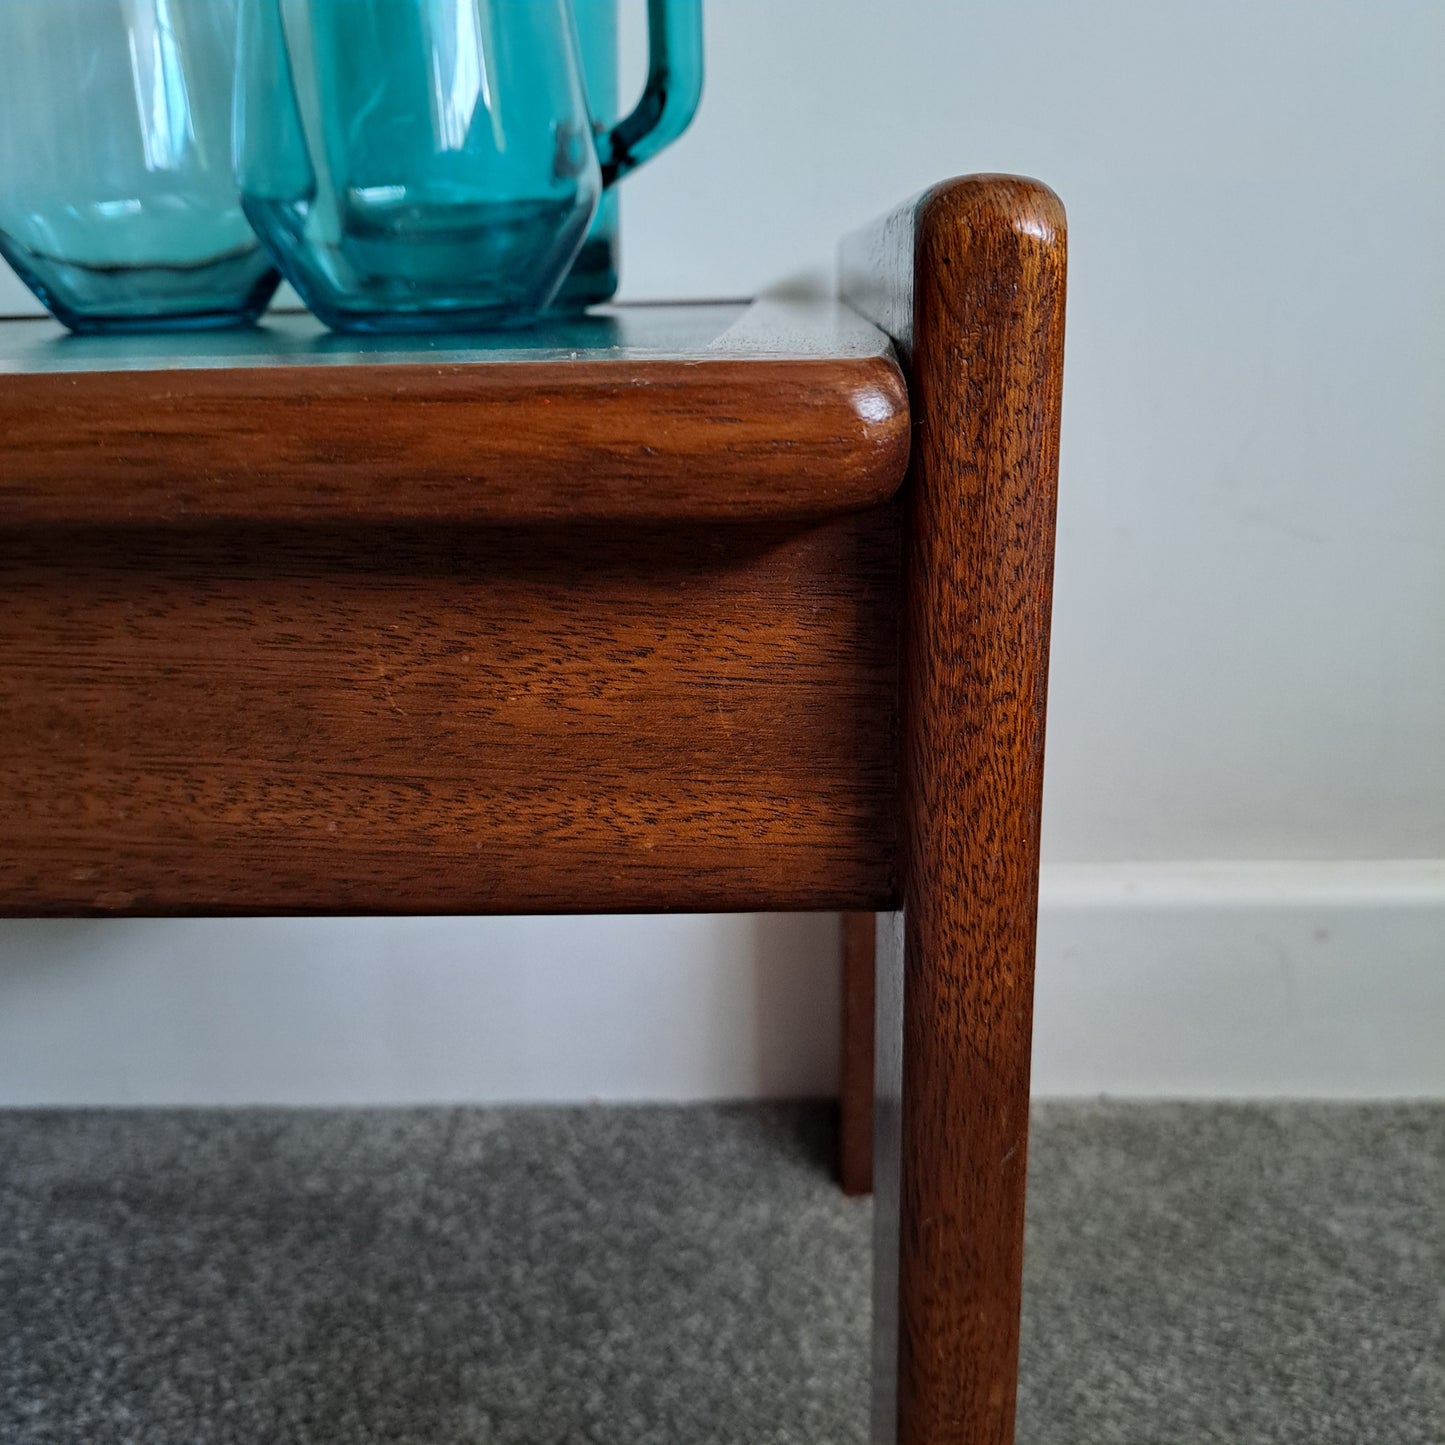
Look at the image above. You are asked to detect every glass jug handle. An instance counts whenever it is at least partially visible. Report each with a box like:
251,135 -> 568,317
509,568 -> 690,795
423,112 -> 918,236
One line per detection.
595,0 -> 703,188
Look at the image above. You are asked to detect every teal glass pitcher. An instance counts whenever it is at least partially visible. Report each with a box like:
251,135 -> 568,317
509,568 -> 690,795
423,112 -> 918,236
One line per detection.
235,0 -> 703,332
553,0 -> 620,310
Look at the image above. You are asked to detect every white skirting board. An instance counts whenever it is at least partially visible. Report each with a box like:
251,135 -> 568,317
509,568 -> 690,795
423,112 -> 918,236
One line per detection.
1030,862 -> 1444,1099
0,862 -> 1440,1106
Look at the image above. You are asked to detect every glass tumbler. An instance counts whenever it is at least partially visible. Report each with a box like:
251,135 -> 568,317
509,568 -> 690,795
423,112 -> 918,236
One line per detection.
0,0 -> 279,332
235,0 -> 703,332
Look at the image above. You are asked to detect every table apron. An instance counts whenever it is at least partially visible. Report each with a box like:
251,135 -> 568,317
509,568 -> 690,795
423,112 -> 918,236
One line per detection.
0,510 -> 901,916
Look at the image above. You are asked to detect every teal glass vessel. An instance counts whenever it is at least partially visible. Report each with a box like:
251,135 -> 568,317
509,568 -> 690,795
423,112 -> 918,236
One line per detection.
552,0 -> 620,311
235,0 -> 703,332
0,0 -> 279,333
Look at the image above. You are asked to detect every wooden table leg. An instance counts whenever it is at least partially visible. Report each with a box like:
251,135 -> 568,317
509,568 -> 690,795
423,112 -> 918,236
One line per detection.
844,176 -> 1067,1445
839,910 -> 876,1195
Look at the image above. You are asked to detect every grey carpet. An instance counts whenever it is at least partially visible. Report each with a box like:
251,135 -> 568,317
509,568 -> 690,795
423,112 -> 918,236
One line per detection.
0,1102 -> 1439,1445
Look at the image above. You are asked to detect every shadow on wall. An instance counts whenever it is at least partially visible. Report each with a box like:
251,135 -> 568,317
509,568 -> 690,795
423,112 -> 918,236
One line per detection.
0,919 -> 117,981
751,912 -> 841,1098
756,268 -> 832,301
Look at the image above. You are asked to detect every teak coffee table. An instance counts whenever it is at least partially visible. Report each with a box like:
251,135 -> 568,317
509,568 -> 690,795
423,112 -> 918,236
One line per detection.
0,175 -> 1066,1445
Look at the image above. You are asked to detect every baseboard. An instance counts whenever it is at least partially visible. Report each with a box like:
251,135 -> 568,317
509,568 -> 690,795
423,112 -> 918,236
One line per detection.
1031,861 -> 1445,1098
0,863 -> 1439,1105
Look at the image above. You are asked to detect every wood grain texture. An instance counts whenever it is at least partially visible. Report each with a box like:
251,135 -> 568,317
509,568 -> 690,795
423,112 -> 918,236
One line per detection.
841,176 -> 1067,1445
838,910 -> 876,1195
0,517 -> 900,915
0,301 -> 909,527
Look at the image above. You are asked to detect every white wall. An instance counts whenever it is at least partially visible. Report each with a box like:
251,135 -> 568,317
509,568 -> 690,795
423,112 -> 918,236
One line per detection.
2,0 -> 1441,1102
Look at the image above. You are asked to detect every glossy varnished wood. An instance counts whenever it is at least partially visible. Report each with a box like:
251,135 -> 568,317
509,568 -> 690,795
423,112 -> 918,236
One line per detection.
842,177 -> 1067,1444
0,517 -> 900,915
0,301 -> 908,526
